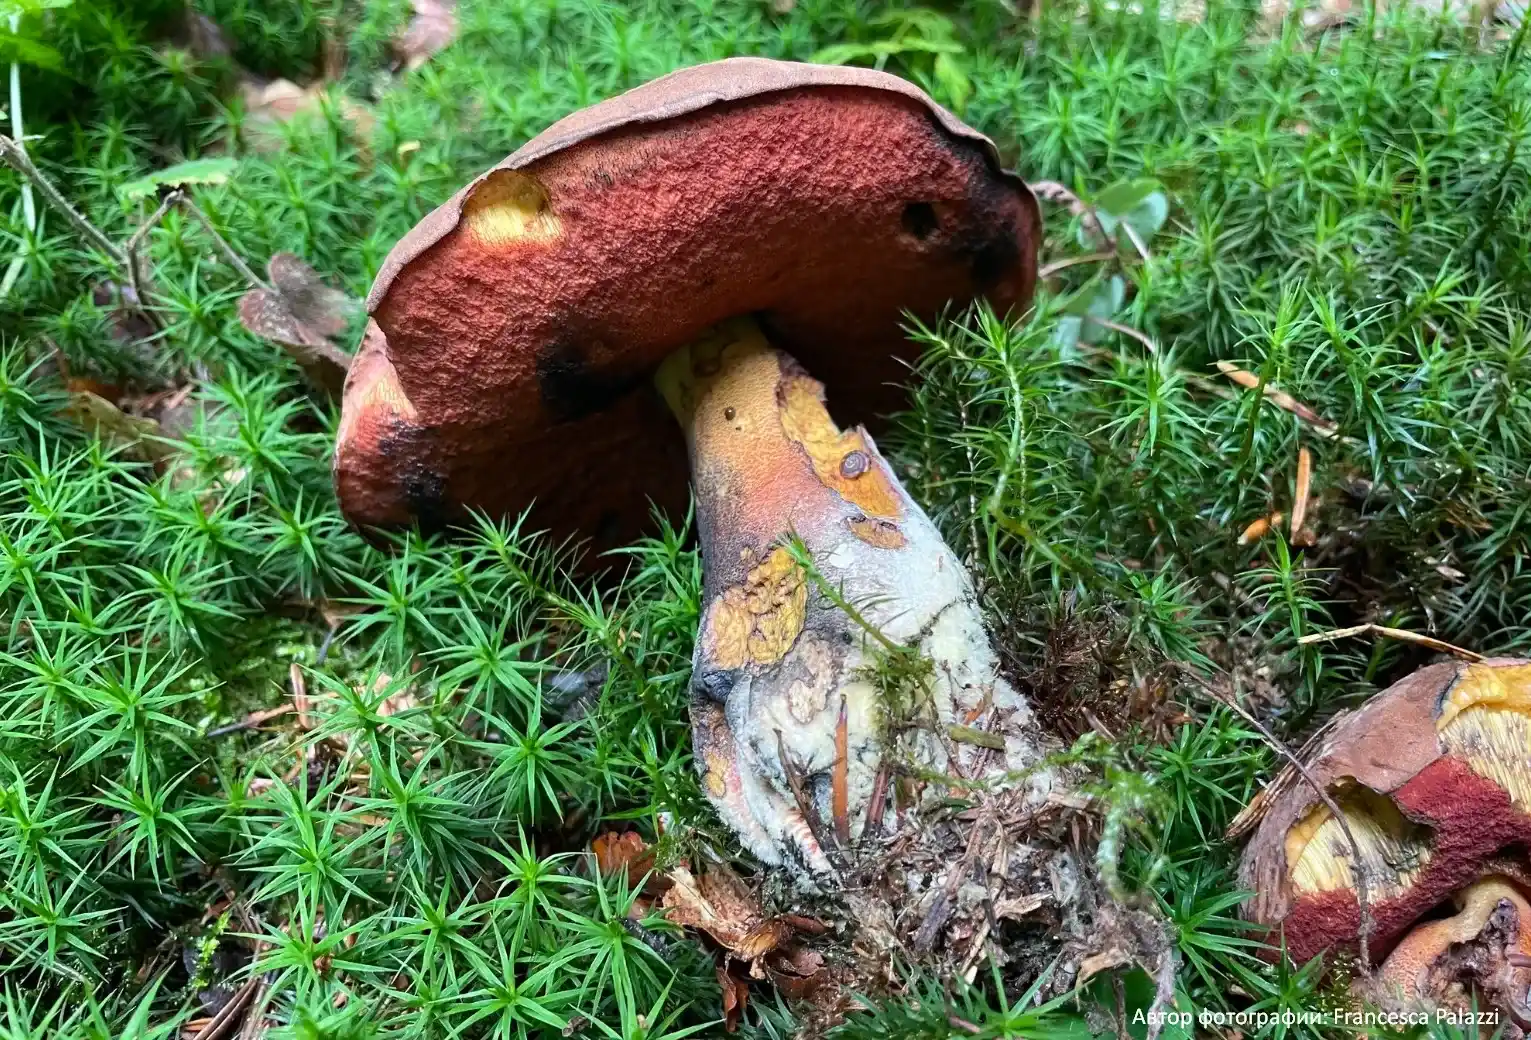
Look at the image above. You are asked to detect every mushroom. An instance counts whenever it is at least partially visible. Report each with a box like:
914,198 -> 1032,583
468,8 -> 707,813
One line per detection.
333,57 -> 1060,877
1237,657 -> 1531,1021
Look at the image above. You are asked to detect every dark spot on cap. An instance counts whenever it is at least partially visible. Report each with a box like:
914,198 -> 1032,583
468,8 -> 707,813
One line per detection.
901,202 -> 939,240
967,226 -> 1021,291
536,340 -> 643,423
403,465 -> 449,533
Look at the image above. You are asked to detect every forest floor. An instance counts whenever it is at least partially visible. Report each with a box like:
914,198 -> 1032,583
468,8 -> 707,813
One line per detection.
1,0 -> 1529,1037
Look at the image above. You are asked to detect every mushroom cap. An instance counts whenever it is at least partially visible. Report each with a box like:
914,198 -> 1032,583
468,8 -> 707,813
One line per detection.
1238,658 -> 1531,966
333,57 -> 1042,550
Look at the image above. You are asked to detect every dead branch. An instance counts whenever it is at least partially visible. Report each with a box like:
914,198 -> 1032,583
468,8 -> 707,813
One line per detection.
1296,623 -> 1485,662
0,134 -> 128,267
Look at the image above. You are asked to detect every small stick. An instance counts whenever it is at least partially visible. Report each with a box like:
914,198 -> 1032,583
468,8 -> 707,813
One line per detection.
863,761 -> 889,837
832,696 -> 849,847
177,194 -> 271,291
1143,952 -> 1179,1040
187,973 -> 261,1040
1297,623 -> 1485,662
1085,316 -> 1158,353
124,190 -> 180,260
1039,251 -> 1117,278
1028,180 -> 1110,246
0,134 -> 128,267
1118,217 -> 1151,263
206,703 -> 295,738
290,662 -> 312,732
124,189 -> 180,305
1289,446 -> 1313,542
1216,361 -> 1339,437
1210,685 -> 1376,972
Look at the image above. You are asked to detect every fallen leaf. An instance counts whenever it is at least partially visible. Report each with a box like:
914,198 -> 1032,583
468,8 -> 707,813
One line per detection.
661,863 -> 792,966
718,964 -> 749,1032
240,78 -> 375,154
238,252 -> 356,396
396,0 -> 457,70
65,391 -> 176,466
376,677 -> 419,718
1077,946 -> 1134,985
591,831 -> 667,895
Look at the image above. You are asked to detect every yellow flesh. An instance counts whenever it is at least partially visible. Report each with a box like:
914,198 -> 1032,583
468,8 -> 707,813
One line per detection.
1284,664 -> 1531,898
1286,785 -> 1432,898
462,170 -> 562,245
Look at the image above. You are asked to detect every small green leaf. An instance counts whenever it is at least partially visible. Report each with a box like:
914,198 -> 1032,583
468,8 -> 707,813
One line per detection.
1094,178 -> 1162,217
1078,178 -> 1170,249
118,157 -> 238,201
0,31 -> 65,73
1079,275 -> 1128,344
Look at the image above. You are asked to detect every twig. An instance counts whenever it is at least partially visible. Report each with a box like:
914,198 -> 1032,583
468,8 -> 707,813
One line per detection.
864,761 -> 889,837
947,1016 -> 982,1035
1029,180 -> 1110,246
206,703 -> 295,738
188,973 -> 261,1040
775,729 -> 832,854
1113,975 -> 1131,1040
832,696 -> 850,847
1296,623 -> 1485,662
1086,316 -> 1158,353
1289,446 -> 1313,544
178,194 -> 271,291
1143,952 -> 1179,1040
0,134 -> 128,267
1,22 -> 35,299
291,662 -> 313,732
1118,218 -> 1151,263
123,189 -> 180,308
1215,361 -> 1339,438
1039,251 -> 1117,278
1208,683 -> 1375,972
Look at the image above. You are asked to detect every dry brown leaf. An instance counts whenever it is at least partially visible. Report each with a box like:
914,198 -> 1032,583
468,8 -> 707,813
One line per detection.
375,674 -> 420,717
717,964 -> 749,1032
1215,361 -> 1338,436
396,0 -> 458,70
591,831 -> 668,895
237,252 -> 356,396
661,863 -> 793,966
240,78 -> 376,154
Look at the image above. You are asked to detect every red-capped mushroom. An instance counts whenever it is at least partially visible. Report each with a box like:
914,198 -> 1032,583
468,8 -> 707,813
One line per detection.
1238,658 -> 1531,1022
334,58 -> 1058,875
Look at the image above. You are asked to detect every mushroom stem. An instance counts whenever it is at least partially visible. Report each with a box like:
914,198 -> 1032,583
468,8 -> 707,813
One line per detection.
655,318 -> 1053,875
